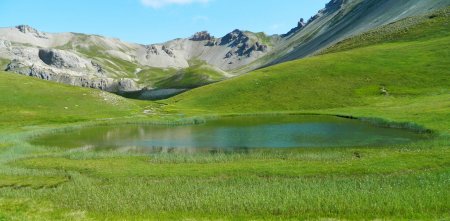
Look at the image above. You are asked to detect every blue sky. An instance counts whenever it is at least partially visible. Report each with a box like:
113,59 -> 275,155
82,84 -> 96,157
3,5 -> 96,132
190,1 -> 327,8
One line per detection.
0,0 -> 329,44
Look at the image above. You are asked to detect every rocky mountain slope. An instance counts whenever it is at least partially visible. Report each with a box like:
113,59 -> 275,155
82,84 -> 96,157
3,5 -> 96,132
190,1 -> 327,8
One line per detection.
244,0 -> 450,71
0,25 -> 274,93
0,0 -> 448,95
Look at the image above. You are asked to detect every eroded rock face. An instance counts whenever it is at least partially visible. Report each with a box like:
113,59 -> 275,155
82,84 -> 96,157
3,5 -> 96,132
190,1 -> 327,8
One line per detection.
145,45 -> 159,56
5,60 -> 30,75
0,40 -> 11,48
162,45 -> 175,57
91,61 -> 105,75
5,60 -> 139,92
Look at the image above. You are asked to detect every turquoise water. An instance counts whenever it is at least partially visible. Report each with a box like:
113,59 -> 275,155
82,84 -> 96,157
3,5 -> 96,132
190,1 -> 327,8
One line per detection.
32,115 -> 427,153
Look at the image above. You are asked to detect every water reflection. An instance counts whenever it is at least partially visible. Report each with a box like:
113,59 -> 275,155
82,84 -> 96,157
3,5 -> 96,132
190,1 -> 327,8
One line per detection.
32,115 -> 427,153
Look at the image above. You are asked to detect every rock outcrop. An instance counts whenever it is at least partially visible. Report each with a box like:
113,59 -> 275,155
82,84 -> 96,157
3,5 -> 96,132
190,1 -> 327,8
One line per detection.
307,0 -> 345,24
5,59 -> 139,92
220,29 -> 249,46
145,45 -> 159,56
38,49 -> 81,69
117,78 -> 139,92
161,45 -> 175,57
16,25 -> 48,39
220,30 -> 269,59
190,31 -> 214,41
281,0 -> 345,39
282,18 -> 307,38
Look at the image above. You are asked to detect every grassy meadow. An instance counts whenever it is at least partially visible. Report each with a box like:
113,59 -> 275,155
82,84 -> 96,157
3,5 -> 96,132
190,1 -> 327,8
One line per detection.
0,9 -> 449,220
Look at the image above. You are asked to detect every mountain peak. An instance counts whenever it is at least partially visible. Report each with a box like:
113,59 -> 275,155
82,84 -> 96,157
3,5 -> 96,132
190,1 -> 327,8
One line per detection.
15,24 -> 48,39
16,25 -> 38,34
190,31 -> 214,41
220,29 -> 248,45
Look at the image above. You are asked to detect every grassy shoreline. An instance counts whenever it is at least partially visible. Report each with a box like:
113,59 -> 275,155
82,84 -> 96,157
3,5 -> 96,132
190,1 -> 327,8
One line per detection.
1,111 -> 448,220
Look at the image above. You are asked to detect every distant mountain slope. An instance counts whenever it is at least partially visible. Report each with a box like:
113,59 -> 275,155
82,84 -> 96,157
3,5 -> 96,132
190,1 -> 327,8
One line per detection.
0,0 -> 449,95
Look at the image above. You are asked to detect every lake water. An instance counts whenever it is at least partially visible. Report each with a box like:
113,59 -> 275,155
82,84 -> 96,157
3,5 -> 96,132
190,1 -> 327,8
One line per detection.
32,115 -> 427,153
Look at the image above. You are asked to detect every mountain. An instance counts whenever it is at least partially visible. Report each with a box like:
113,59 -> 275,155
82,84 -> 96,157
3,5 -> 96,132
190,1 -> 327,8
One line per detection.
0,26 -> 274,94
0,0 -> 449,96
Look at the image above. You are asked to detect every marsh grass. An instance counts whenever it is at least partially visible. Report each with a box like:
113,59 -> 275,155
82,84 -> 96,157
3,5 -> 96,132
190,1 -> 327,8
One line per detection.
358,117 -> 433,134
2,160 -> 449,220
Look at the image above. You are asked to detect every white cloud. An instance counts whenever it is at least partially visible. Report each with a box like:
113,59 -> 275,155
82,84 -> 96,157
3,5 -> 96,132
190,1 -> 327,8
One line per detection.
141,0 -> 210,8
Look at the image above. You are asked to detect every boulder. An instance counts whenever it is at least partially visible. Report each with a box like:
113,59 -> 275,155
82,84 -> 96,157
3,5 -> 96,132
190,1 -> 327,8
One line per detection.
118,78 -> 140,92
38,49 -> 81,69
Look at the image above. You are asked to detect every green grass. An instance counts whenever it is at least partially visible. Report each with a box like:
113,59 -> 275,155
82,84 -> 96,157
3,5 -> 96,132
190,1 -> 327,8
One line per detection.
1,138 -> 448,220
76,45 -> 139,79
0,175 -> 68,188
154,60 -> 227,89
13,142 -> 449,178
0,71 -> 143,128
136,67 -> 178,87
253,32 -> 274,46
0,58 -> 9,70
0,9 -> 449,221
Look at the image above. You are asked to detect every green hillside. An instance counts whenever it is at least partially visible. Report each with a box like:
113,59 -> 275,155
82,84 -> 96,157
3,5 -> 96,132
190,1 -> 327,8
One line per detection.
167,11 -> 450,131
0,72 -> 143,129
154,60 -> 227,89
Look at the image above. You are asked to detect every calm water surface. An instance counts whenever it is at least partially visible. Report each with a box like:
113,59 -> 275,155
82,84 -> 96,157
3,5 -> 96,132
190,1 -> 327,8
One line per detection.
32,115 -> 427,153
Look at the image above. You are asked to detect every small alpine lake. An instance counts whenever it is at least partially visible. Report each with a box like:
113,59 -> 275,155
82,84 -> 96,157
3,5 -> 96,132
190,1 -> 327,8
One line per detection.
32,115 -> 429,153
